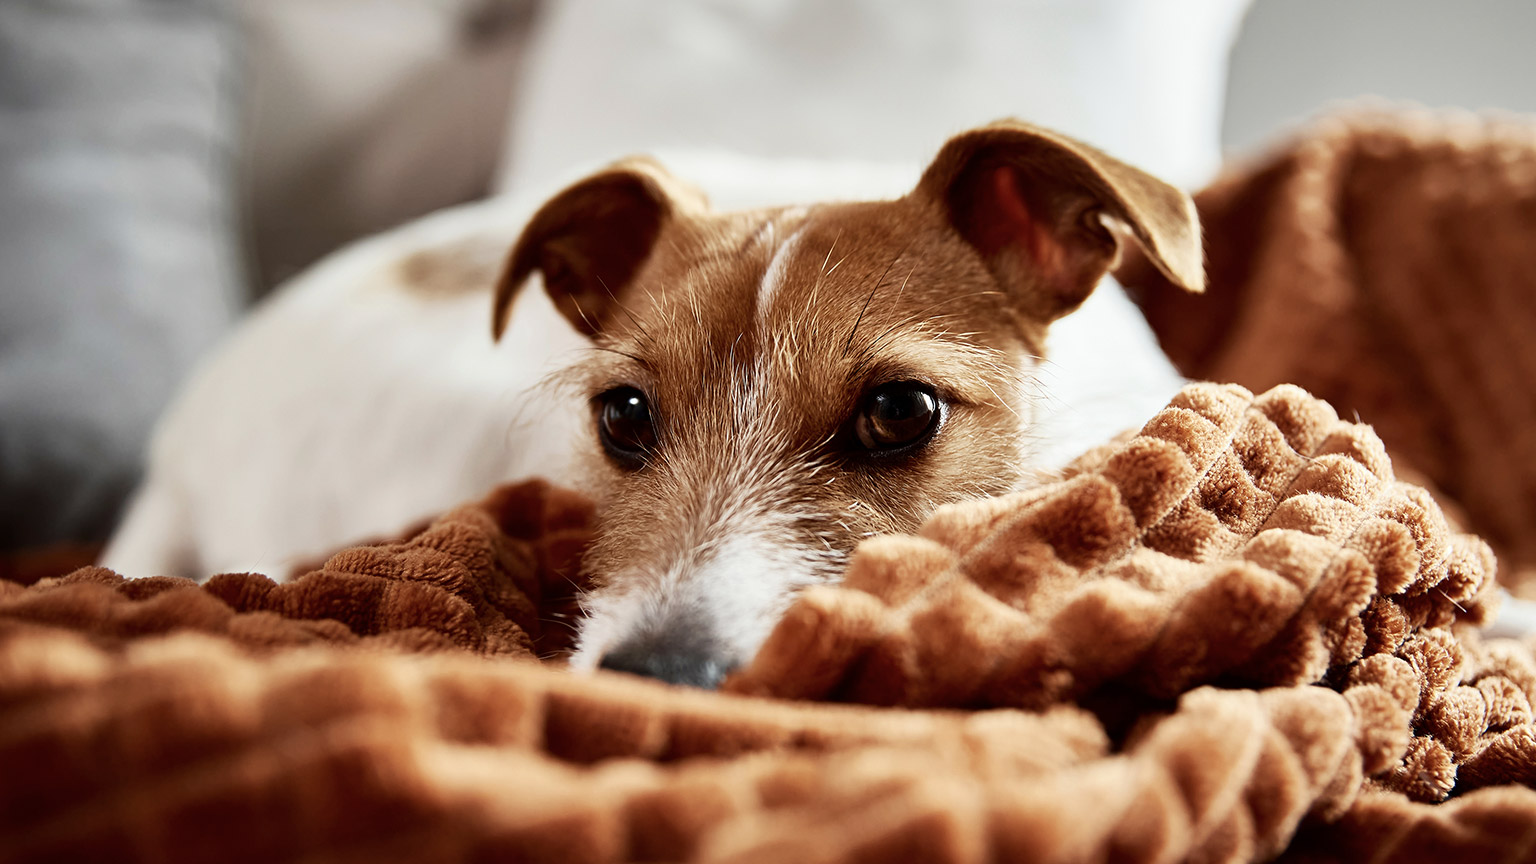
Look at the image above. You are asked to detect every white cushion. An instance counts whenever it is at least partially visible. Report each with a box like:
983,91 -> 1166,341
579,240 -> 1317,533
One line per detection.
496,0 -> 1252,195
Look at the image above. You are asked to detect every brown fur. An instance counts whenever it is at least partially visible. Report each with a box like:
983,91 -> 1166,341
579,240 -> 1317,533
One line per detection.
398,234 -> 509,296
491,120 -> 1203,680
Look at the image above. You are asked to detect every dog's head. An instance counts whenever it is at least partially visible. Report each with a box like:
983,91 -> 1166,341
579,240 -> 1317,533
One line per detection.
493,121 -> 1202,688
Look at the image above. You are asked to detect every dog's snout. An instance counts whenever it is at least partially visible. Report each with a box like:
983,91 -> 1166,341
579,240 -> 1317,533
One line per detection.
598,640 -> 738,690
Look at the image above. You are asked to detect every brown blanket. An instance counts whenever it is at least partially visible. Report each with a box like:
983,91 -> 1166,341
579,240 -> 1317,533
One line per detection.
5,381 -> 1536,863
8,111 -> 1536,862
1121,108 -> 1536,599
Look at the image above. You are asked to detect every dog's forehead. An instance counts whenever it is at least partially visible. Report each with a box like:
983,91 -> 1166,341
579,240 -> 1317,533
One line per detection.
629,199 -> 1003,347
594,200 -> 1021,439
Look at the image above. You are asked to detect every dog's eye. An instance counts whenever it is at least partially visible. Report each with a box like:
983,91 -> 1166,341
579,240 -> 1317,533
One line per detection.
854,381 -> 942,454
596,387 -> 657,467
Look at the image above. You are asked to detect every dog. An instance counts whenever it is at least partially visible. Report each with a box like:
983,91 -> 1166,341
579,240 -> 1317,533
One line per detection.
103,121 -> 1204,687
494,121 -> 1203,686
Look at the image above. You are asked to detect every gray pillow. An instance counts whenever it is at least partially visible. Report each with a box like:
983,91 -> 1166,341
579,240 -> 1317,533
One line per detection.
0,0 -> 243,549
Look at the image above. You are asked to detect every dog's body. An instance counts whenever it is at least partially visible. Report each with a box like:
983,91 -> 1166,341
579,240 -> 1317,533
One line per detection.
102,202 -> 591,581
105,124 -> 1207,686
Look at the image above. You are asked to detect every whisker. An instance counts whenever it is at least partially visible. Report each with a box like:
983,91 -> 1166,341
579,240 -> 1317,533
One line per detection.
800,230 -> 845,320
570,299 -> 600,334
842,243 -> 910,358
594,274 -> 652,341
820,231 -> 842,275
895,263 -> 917,297
978,379 -> 1022,421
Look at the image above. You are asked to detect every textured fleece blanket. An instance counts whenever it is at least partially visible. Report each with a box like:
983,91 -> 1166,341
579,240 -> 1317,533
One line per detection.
5,382 -> 1536,864
1120,108 -> 1536,599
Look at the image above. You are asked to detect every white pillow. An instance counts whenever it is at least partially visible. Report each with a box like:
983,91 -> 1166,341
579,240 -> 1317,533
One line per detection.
496,0 -> 1252,195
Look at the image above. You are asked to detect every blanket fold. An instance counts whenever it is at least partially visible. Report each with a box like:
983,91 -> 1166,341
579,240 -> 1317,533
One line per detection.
4,381 -> 1536,864
1119,108 -> 1536,599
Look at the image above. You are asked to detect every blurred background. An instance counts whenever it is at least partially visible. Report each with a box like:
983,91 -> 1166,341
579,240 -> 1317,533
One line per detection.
2,0 -> 1533,560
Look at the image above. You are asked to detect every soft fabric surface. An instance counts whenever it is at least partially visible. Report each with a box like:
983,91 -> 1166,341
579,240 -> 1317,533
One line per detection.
0,0 -> 243,549
1121,109 -> 1536,600
500,0 -> 1250,194
238,0 -> 533,293
4,383 -> 1536,863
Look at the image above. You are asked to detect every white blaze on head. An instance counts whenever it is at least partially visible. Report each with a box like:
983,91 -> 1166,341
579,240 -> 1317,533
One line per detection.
754,220 -> 807,329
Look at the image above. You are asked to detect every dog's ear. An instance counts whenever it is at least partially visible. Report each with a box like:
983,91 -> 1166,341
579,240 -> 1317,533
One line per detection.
915,120 -> 1203,323
493,158 -> 706,339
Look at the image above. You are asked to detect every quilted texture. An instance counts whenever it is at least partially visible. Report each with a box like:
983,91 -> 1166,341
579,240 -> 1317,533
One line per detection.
0,480 -> 594,658
3,383 -> 1536,863
1120,108 -> 1536,599
730,384 -> 1496,714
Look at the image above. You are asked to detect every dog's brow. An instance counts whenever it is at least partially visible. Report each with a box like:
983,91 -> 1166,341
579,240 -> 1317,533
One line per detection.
851,331 -> 1016,408
569,348 -> 653,394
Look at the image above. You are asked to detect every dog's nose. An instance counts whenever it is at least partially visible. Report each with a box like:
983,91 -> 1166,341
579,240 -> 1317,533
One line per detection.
598,643 -> 737,689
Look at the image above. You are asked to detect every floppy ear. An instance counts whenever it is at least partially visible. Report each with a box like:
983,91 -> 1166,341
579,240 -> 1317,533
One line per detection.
915,120 -> 1204,323
492,158 -> 707,339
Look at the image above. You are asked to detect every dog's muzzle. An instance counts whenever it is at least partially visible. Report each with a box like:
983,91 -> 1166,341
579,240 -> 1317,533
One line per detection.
597,625 -> 740,689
